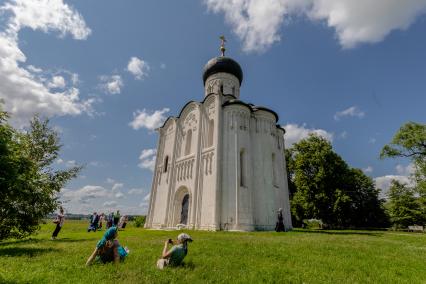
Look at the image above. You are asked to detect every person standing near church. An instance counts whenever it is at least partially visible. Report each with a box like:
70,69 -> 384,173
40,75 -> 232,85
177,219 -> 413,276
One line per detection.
275,208 -> 285,232
114,210 -> 120,227
51,207 -> 65,240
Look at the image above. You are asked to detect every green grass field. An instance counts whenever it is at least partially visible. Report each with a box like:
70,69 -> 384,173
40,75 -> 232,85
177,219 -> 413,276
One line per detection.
0,220 -> 425,283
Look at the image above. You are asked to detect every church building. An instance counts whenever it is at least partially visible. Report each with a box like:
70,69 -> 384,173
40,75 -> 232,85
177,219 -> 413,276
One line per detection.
145,39 -> 292,231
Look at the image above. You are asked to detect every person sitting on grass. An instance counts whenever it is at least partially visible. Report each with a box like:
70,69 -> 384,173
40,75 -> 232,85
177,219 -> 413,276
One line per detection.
157,233 -> 193,269
86,227 -> 129,266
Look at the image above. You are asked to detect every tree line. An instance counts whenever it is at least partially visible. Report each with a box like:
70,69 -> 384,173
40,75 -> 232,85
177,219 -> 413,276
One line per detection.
286,122 -> 426,229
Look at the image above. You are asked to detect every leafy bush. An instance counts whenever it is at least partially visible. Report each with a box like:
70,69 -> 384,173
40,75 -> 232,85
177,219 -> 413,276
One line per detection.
133,216 -> 146,228
303,219 -> 323,229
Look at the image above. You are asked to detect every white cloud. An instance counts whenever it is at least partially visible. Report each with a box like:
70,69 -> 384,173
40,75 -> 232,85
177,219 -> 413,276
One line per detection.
283,123 -> 333,148
205,0 -> 426,52
129,108 -> 170,130
27,65 -> 42,73
112,183 -> 124,192
362,166 -> 373,174
0,0 -> 93,127
115,192 -> 124,199
205,0 -> 289,53
334,106 -> 365,121
99,75 -> 123,95
128,188 -> 144,195
339,131 -> 348,139
127,57 -> 150,80
374,175 -> 413,198
61,185 -> 109,203
395,163 -> 415,176
143,193 -> 151,202
106,178 -> 115,184
65,160 -> 76,167
103,201 -> 117,207
138,148 -> 157,172
48,75 -> 66,89
307,0 -> 426,49
369,138 -> 377,144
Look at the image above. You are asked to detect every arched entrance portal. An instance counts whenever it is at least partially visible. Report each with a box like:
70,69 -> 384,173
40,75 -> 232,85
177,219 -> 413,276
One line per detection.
172,187 -> 191,227
180,194 -> 189,224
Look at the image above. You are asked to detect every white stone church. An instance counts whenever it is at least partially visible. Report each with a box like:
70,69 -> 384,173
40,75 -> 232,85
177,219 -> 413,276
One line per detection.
145,41 -> 292,231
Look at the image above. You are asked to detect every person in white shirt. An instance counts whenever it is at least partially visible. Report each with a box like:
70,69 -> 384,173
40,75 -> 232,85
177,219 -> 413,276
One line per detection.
51,207 -> 65,240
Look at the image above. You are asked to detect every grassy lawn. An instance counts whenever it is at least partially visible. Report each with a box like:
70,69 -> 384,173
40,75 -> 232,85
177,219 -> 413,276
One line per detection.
0,220 -> 425,283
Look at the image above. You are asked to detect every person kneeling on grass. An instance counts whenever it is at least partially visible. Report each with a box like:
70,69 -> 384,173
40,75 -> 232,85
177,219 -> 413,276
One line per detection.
86,227 -> 129,266
157,233 -> 193,269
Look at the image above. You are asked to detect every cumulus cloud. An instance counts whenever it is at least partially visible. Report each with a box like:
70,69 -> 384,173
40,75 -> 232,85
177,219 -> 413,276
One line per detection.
334,106 -> 365,121
374,163 -> 415,198
127,57 -> 150,80
112,183 -> 123,192
61,185 -> 109,203
339,131 -> 348,139
99,75 -> 123,95
0,0 -> 93,126
143,193 -> 151,202
205,0 -> 426,52
139,193 -> 151,208
129,108 -> 170,130
374,175 -> 413,198
115,192 -> 124,199
362,166 -> 373,174
283,123 -> 333,147
106,178 -> 115,184
138,149 -> 157,172
128,188 -> 144,195
395,163 -> 415,176
103,201 -> 117,207
48,75 -> 66,89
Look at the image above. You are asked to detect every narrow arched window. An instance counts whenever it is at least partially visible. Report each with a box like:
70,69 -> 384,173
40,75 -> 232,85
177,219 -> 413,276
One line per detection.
220,84 -> 224,94
272,153 -> 277,186
208,119 -> 214,147
185,129 -> 192,156
240,149 -> 246,187
164,156 -> 169,173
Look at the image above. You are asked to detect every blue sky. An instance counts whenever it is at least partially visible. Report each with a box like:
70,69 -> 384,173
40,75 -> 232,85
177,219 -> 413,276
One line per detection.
1,0 -> 425,214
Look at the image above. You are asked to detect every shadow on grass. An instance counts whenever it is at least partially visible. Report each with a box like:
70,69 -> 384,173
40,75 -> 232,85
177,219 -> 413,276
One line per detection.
0,278 -> 18,284
181,261 -> 195,270
0,247 -> 60,257
293,229 -> 384,237
0,237 -> 95,246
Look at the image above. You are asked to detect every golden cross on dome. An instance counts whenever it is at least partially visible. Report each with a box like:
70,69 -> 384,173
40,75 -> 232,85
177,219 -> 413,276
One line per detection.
220,35 -> 226,56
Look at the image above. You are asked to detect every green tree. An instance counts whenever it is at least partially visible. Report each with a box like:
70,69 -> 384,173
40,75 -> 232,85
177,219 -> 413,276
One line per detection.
0,107 -> 81,240
380,122 -> 426,227
386,180 -> 424,229
287,134 -> 387,228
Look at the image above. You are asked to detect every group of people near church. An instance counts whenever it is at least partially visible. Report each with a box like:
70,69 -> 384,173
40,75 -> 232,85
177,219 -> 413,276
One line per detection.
51,207 -> 192,269
87,211 -> 128,232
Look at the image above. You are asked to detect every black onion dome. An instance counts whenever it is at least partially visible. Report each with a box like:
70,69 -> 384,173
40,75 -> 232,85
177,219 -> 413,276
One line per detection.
202,56 -> 243,85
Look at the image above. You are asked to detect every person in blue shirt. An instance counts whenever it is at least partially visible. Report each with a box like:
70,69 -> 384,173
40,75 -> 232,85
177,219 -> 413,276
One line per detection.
157,233 -> 193,269
86,227 -> 128,266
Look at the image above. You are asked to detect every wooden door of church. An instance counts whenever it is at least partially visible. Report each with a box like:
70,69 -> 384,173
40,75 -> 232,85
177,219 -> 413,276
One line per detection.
180,194 -> 189,224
